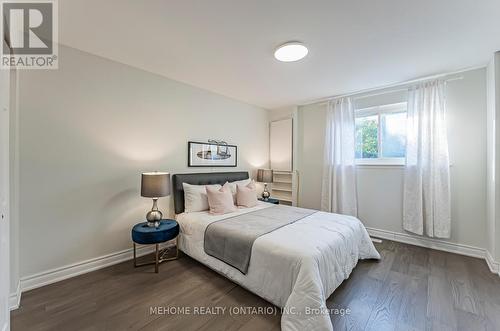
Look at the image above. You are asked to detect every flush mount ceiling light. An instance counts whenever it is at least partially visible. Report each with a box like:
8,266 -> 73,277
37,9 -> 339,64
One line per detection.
274,42 -> 308,62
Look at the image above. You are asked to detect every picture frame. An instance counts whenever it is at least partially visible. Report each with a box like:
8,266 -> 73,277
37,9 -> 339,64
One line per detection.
188,141 -> 238,167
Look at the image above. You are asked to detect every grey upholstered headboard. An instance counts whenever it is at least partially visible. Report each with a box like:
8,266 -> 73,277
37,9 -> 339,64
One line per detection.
172,172 -> 249,214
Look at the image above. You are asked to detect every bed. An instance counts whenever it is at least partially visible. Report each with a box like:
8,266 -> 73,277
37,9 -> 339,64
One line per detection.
172,172 -> 380,331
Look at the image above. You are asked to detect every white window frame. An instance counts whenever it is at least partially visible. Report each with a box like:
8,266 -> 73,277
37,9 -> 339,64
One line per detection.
355,102 -> 407,166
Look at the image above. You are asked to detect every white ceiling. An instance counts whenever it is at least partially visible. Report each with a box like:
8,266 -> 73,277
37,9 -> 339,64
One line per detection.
59,0 -> 500,109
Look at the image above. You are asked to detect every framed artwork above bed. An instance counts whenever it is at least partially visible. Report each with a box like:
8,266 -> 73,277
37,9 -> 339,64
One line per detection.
188,141 -> 237,167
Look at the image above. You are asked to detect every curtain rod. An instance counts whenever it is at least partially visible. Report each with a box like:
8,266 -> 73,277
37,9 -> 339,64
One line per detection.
352,76 -> 463,101
299,65 -> 484,107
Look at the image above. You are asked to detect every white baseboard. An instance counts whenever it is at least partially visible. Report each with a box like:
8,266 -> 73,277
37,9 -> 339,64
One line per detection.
485,250 -> 500,275
367,227 -> 500,276
11,242 -> 174,310
9,281 -> 21,310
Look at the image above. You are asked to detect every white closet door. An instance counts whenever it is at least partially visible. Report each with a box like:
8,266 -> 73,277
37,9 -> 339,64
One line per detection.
0,44 -> 11,330
270,118 -> 293,171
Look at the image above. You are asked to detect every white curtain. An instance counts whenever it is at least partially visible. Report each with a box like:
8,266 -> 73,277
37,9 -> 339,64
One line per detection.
321,97 -> 357,216
404,80 -> 451,238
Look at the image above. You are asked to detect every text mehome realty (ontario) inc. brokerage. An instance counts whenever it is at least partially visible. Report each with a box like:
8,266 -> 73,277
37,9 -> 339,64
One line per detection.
149,305 -> 352,317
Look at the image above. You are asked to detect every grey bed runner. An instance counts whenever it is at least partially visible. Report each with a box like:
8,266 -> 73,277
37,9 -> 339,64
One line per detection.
204,205 -> 316,274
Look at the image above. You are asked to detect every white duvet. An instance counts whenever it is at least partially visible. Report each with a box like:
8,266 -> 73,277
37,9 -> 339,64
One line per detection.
176,202 -> 380,331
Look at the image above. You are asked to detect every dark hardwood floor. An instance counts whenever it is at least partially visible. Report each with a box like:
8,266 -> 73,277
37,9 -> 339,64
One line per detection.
11,240 -> 500,331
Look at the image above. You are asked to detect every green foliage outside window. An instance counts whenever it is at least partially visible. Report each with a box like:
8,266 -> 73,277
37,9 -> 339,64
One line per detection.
355,117 -> 378,158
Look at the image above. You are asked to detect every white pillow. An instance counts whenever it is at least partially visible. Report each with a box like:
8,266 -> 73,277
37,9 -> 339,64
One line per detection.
226,178 -> 251,203
183,183 -> 221,213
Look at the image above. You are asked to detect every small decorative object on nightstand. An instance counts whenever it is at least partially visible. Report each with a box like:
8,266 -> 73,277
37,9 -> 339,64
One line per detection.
257,169 -> 273,200
141,172 -> 170,227
131,219 -> 179,273
258,197 -> 280,205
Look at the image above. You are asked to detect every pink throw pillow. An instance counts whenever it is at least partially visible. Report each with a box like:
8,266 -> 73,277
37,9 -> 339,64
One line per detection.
236,181 -> 258,208
206,182 -> 237,215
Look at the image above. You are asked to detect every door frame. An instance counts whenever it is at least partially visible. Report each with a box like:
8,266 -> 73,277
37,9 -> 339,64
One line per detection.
0,38 -> 11,331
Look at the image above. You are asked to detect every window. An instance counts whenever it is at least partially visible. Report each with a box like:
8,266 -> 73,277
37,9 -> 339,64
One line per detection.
355,102 -> 407,165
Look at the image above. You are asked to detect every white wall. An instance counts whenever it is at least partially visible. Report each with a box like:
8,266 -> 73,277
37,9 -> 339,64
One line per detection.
486,56 -> 496,260
9,69 -> 19,302
486,52 -> 500,261
296,68 -> 488,249
296,103 -> 326,209
496,55 -> 500,260
17,45 -> 269,278
269,106 -> 296,122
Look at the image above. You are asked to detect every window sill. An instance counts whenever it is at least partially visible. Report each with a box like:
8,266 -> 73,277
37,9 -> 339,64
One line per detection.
356,163 -> 405,169
355,158 -> 405,167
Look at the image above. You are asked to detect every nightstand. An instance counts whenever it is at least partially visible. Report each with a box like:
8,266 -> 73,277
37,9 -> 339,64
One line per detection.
131,219 -> 179,273
258,197 -> 280,204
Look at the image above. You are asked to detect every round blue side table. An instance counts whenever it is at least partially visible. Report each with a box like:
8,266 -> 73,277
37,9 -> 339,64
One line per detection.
131,219 -> 179,273
258,197 -> 280,205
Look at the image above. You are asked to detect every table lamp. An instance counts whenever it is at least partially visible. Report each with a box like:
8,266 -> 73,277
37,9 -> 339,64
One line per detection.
141,172 -> 170,227
257,169 -> 273,200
